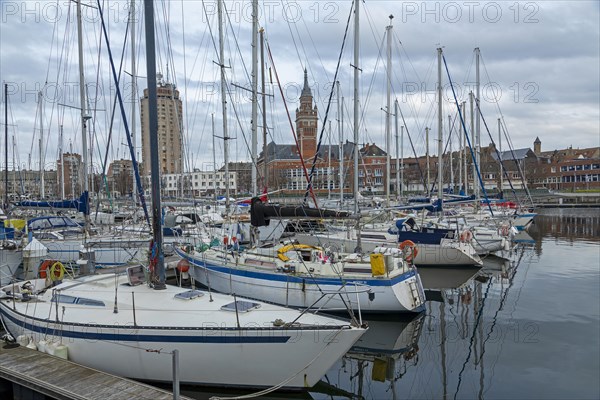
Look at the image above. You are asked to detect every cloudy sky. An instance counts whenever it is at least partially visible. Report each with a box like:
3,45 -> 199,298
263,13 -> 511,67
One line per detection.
1,0 -> 598,173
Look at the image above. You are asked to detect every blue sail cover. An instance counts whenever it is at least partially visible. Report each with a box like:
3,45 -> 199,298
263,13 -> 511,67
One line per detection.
15,191 -> 89,215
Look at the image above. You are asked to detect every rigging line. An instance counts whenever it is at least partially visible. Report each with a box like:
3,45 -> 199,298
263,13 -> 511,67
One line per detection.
396,104 -> 427,192
281,0 -> 305,73
96,0 -> 149,226
442,53 -> 494,215
301,2 -> 354,206
266,40 -> 318,208
357,32 -> 386,146
180,0 -> 192,174
475,99 -> 521,205
94,13 -> 133,214
480,55 -> 533,207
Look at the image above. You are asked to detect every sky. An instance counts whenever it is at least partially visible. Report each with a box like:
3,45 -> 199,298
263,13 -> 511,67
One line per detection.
0,0 -> 599,173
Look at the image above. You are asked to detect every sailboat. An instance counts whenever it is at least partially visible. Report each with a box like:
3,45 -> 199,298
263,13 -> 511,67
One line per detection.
0,0 -> 366,389
178,0 -> 425,314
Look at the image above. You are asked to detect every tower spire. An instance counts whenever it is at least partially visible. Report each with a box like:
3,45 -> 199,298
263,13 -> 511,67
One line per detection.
301,68 -> 311,98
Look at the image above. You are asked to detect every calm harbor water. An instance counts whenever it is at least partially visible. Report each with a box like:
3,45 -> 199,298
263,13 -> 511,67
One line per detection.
176,208 -> 599,400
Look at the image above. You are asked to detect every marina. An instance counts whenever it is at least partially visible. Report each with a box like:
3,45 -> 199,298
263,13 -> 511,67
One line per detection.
0,0 -> 598,399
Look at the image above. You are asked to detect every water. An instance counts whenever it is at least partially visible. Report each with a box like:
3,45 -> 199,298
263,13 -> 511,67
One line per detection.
177,208 -> 600,399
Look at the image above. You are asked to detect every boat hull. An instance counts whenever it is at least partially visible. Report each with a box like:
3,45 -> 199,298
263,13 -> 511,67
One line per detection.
177,249 -> 425,313
0,276 -> 365,389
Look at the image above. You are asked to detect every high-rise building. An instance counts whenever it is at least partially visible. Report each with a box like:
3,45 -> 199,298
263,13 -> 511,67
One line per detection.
140,74 -> 183,176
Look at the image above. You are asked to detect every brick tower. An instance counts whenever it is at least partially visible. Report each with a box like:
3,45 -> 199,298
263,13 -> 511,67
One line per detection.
295,69 -> 318,161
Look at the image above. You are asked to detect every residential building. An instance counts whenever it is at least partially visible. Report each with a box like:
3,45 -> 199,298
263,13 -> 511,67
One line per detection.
140,74 -> 183,176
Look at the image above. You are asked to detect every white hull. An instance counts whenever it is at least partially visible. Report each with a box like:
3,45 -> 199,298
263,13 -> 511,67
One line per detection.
43,238 -> 148,267
178,248 -> 425,313
0,274 -> 365,389
294,233 -> 482,267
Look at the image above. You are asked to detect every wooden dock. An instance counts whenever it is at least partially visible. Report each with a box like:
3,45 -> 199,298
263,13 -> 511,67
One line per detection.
0,343 -> 192,400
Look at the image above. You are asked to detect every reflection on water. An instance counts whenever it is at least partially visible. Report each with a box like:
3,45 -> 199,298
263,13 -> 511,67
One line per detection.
166,209 -> 600,400
531,208 -> 600,243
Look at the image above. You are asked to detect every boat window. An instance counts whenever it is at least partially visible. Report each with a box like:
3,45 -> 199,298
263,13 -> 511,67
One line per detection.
221,300 -> 261,312
174,290 -> 205,300
52,294 -> 105,307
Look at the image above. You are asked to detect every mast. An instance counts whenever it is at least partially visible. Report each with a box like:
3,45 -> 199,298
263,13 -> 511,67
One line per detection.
130,0 -> 137,204
60,124 -> 65,199
462,101 -> 468,195
475,48 -> 481,198
401,123 -> 404,199
339,90 -> 344,204
437,47 -> 443,208
353,0 -> 359,214
250,0 -> 258,197
260,28 -> 267,189
212,113 -> 217,207
143,0 -> 166,289
38,92 -> 45,199
327,121 -> 331,200
458,114 -> 462,194
4,84 -> 7,208
353,0 -> 361,252
217,0 -> 230,212
498,118 -> 503,193
449,114 -> 454,193
76,0 -> 90,231
425,127 -> 430,196
394,99 -> 400,200
385,15 -> 393,207
469,91 -> 475,196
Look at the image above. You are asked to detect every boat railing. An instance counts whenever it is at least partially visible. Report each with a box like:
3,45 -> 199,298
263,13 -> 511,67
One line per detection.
287,282 -> 371,327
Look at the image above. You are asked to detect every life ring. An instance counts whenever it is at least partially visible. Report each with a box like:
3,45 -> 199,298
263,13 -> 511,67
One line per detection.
39,260 -> 65,281
398,240 -> 419,262
459,229 -> 473,243
277,244 -> 321,262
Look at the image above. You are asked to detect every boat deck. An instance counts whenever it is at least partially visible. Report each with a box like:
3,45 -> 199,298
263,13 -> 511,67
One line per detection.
0,343 -> 191,400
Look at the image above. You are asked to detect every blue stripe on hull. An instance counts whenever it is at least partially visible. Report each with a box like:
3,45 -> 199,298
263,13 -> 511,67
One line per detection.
0,306 -> 290,343
177,249 -> 416,287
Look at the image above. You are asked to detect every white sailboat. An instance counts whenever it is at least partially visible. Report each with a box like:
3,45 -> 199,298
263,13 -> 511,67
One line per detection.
0,0 -> 366,390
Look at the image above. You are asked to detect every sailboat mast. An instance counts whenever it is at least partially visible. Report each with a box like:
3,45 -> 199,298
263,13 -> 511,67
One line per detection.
462,101 -> 468,195
395,99 -> 400,200
60,124 -> 65,199
260,28 -> 268,189
353,0 -> 359,215
328,120 -> 332,200
212,113 -> 217,206
217,0 -> 230,212
385,16 -> 393,207
498,118 -> 503,192
437,47 -> 443,207
4,84 -> 7,208
449,114 -> 454,193
143,0 -> 166,288
469,91 -> 475,196
130,0 -> 137,204
76,0 -> 90,230
38,91 -> 45,199
475,47 -> 481,198
401,123 -> 404,200
250,0 -> 258,197
338,88 -> 343,204
353,0 -> 361,252
425,126 -> 430,196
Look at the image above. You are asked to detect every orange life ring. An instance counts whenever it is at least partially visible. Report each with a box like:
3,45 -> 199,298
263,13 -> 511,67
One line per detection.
39,260 -> 62,279
398,240 -> 419,262
460,229 -> 473,243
